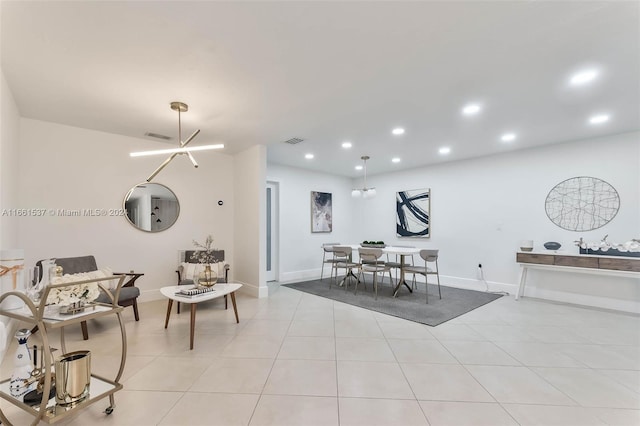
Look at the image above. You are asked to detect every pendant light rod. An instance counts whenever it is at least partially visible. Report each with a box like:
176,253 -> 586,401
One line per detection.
135,101 -> 224,182
362,155 -> 370,190
352,155 -> 376,198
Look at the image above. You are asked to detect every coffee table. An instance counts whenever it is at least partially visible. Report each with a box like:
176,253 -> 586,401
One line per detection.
160,283 -> 242,350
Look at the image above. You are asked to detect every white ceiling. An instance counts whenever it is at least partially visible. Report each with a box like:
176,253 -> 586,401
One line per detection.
2,1 -> 639,177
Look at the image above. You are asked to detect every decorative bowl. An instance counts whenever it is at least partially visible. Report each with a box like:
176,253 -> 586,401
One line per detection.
544,242 -> 562,250
520,247 -> 534,252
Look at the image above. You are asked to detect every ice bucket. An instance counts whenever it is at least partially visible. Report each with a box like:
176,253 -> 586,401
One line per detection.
54,350 -> 91,406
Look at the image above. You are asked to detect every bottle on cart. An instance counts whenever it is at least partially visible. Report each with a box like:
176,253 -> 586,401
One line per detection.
9,329 -> 35,397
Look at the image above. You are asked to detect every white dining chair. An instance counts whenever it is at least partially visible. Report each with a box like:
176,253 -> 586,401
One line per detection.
320,243 -> 341,280
357,247 -> 393,300
404,249 -> 441,303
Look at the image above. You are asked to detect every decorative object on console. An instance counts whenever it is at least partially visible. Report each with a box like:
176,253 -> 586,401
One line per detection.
311,191 -> 332,233
545,176 -> 620,231
397,188 -> 431,238
520,240 -> 534,252
130,101 -> 224,182
576,235 -> 640,258
352,156 -> 376,198
544,241 -> 562,250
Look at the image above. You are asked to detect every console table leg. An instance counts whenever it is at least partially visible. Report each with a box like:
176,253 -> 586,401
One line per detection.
516,266 -> 528,300
164,299 -> 173,329
190,303 -> 196,350
230,292 -> 239,323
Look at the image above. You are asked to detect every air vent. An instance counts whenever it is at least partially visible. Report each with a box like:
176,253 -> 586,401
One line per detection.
284,137 -> 304,145
145,132 -> 173,141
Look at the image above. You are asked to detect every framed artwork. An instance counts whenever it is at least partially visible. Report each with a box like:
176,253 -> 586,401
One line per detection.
545,176 -> 620,231
396,188 -> 430,237
311,191 -> 332,233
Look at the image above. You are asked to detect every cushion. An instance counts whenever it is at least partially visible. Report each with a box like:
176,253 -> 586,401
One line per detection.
95,286 -> 140,304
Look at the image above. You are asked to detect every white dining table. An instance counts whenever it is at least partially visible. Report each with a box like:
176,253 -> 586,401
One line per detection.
345,245 -> 421,297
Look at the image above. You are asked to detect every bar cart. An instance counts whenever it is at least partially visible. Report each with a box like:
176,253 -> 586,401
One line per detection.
0,275 -> 128,425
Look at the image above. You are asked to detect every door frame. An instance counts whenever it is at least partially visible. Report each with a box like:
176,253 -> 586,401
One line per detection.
266,180 -> 279,282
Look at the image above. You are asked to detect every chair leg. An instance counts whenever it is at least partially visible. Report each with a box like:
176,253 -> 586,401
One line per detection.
225,295 -> 228,309
425,275 -> 429,304
436,271 -> 442,299
373,271 -> 378,300
177,301 -> 181,314
132,299 -> 140,321
321,252 -> 326,280
81,321 -> 89,340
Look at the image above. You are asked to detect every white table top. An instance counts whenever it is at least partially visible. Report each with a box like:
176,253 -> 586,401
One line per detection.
160,283 -> 242,303
343,245 -> 421,255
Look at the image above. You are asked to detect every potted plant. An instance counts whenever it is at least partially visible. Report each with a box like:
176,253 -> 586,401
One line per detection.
191,235 -> 218,286
361,240 -> 386,248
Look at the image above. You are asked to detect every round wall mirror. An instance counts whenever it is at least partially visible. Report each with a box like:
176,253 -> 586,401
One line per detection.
123,182 -> 180,232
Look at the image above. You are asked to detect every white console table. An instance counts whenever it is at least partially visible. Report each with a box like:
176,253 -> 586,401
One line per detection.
516,251 -> 640,300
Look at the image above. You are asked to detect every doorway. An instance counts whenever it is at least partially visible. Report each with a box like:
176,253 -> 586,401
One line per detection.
266,181 -> 279,282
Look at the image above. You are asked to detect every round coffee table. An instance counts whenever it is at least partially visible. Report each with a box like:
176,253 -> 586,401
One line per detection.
160,283 -> 242,350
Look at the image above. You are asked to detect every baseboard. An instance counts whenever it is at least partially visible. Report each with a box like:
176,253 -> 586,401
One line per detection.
280,268 -> 323,283
521,287 -> 640,314
237,280 -> 269,298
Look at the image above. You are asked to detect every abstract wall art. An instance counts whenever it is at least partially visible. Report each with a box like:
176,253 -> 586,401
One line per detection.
396,188 -> 430,237
545,176 -> 620,231
311,191 -> 332,233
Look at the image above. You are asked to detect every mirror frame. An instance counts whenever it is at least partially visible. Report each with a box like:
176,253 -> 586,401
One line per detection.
123,182 -> 180,233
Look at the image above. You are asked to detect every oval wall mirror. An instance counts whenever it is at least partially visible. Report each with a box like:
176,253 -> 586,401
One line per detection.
123,182 -> 180,232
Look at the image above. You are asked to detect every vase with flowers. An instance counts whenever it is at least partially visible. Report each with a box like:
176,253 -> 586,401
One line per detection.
192,235 -> 218,287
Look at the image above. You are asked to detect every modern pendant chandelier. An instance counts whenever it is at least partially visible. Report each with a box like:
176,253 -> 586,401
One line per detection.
351,155 -> 376,198
130,102 -> 224,182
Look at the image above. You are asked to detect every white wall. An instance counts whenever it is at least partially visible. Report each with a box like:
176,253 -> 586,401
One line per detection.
268,133 -> 640,312
234,145 -> 268,297
266,164 -> 359,282
0,68 -> 21,357
17,118 -> 236,301
0,69 -> 20,249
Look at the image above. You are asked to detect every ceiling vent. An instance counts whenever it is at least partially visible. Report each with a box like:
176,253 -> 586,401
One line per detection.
284,137 -> 304,145
144,132 -> 173,141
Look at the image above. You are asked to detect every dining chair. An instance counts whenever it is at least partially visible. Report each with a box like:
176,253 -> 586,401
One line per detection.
404,249 -> 441,303
357,247 -> 393,300
331,246 -> 360,291
320,243 -> 341,280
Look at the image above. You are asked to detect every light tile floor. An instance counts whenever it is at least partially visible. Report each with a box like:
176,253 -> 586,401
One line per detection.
1,283 -> 639,425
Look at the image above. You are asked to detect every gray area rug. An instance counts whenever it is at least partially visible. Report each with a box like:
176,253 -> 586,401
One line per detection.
283,277 -> 503,327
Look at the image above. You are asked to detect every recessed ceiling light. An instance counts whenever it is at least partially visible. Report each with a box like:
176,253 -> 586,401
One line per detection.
589,114 -> 610,125
355,165 -> 363,171
462,103 -> 481,115
305,153 -> 314,159
391,157 -> 401,163
570,69 -> 598,86
342,141 -> 352,149
392,128 -> 405,135
501,133 -> 517,142
439,147 -> 451,155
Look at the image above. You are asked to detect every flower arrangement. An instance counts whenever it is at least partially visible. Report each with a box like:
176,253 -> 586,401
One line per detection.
47,278 -> 101,306
191,235 -> 217,264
